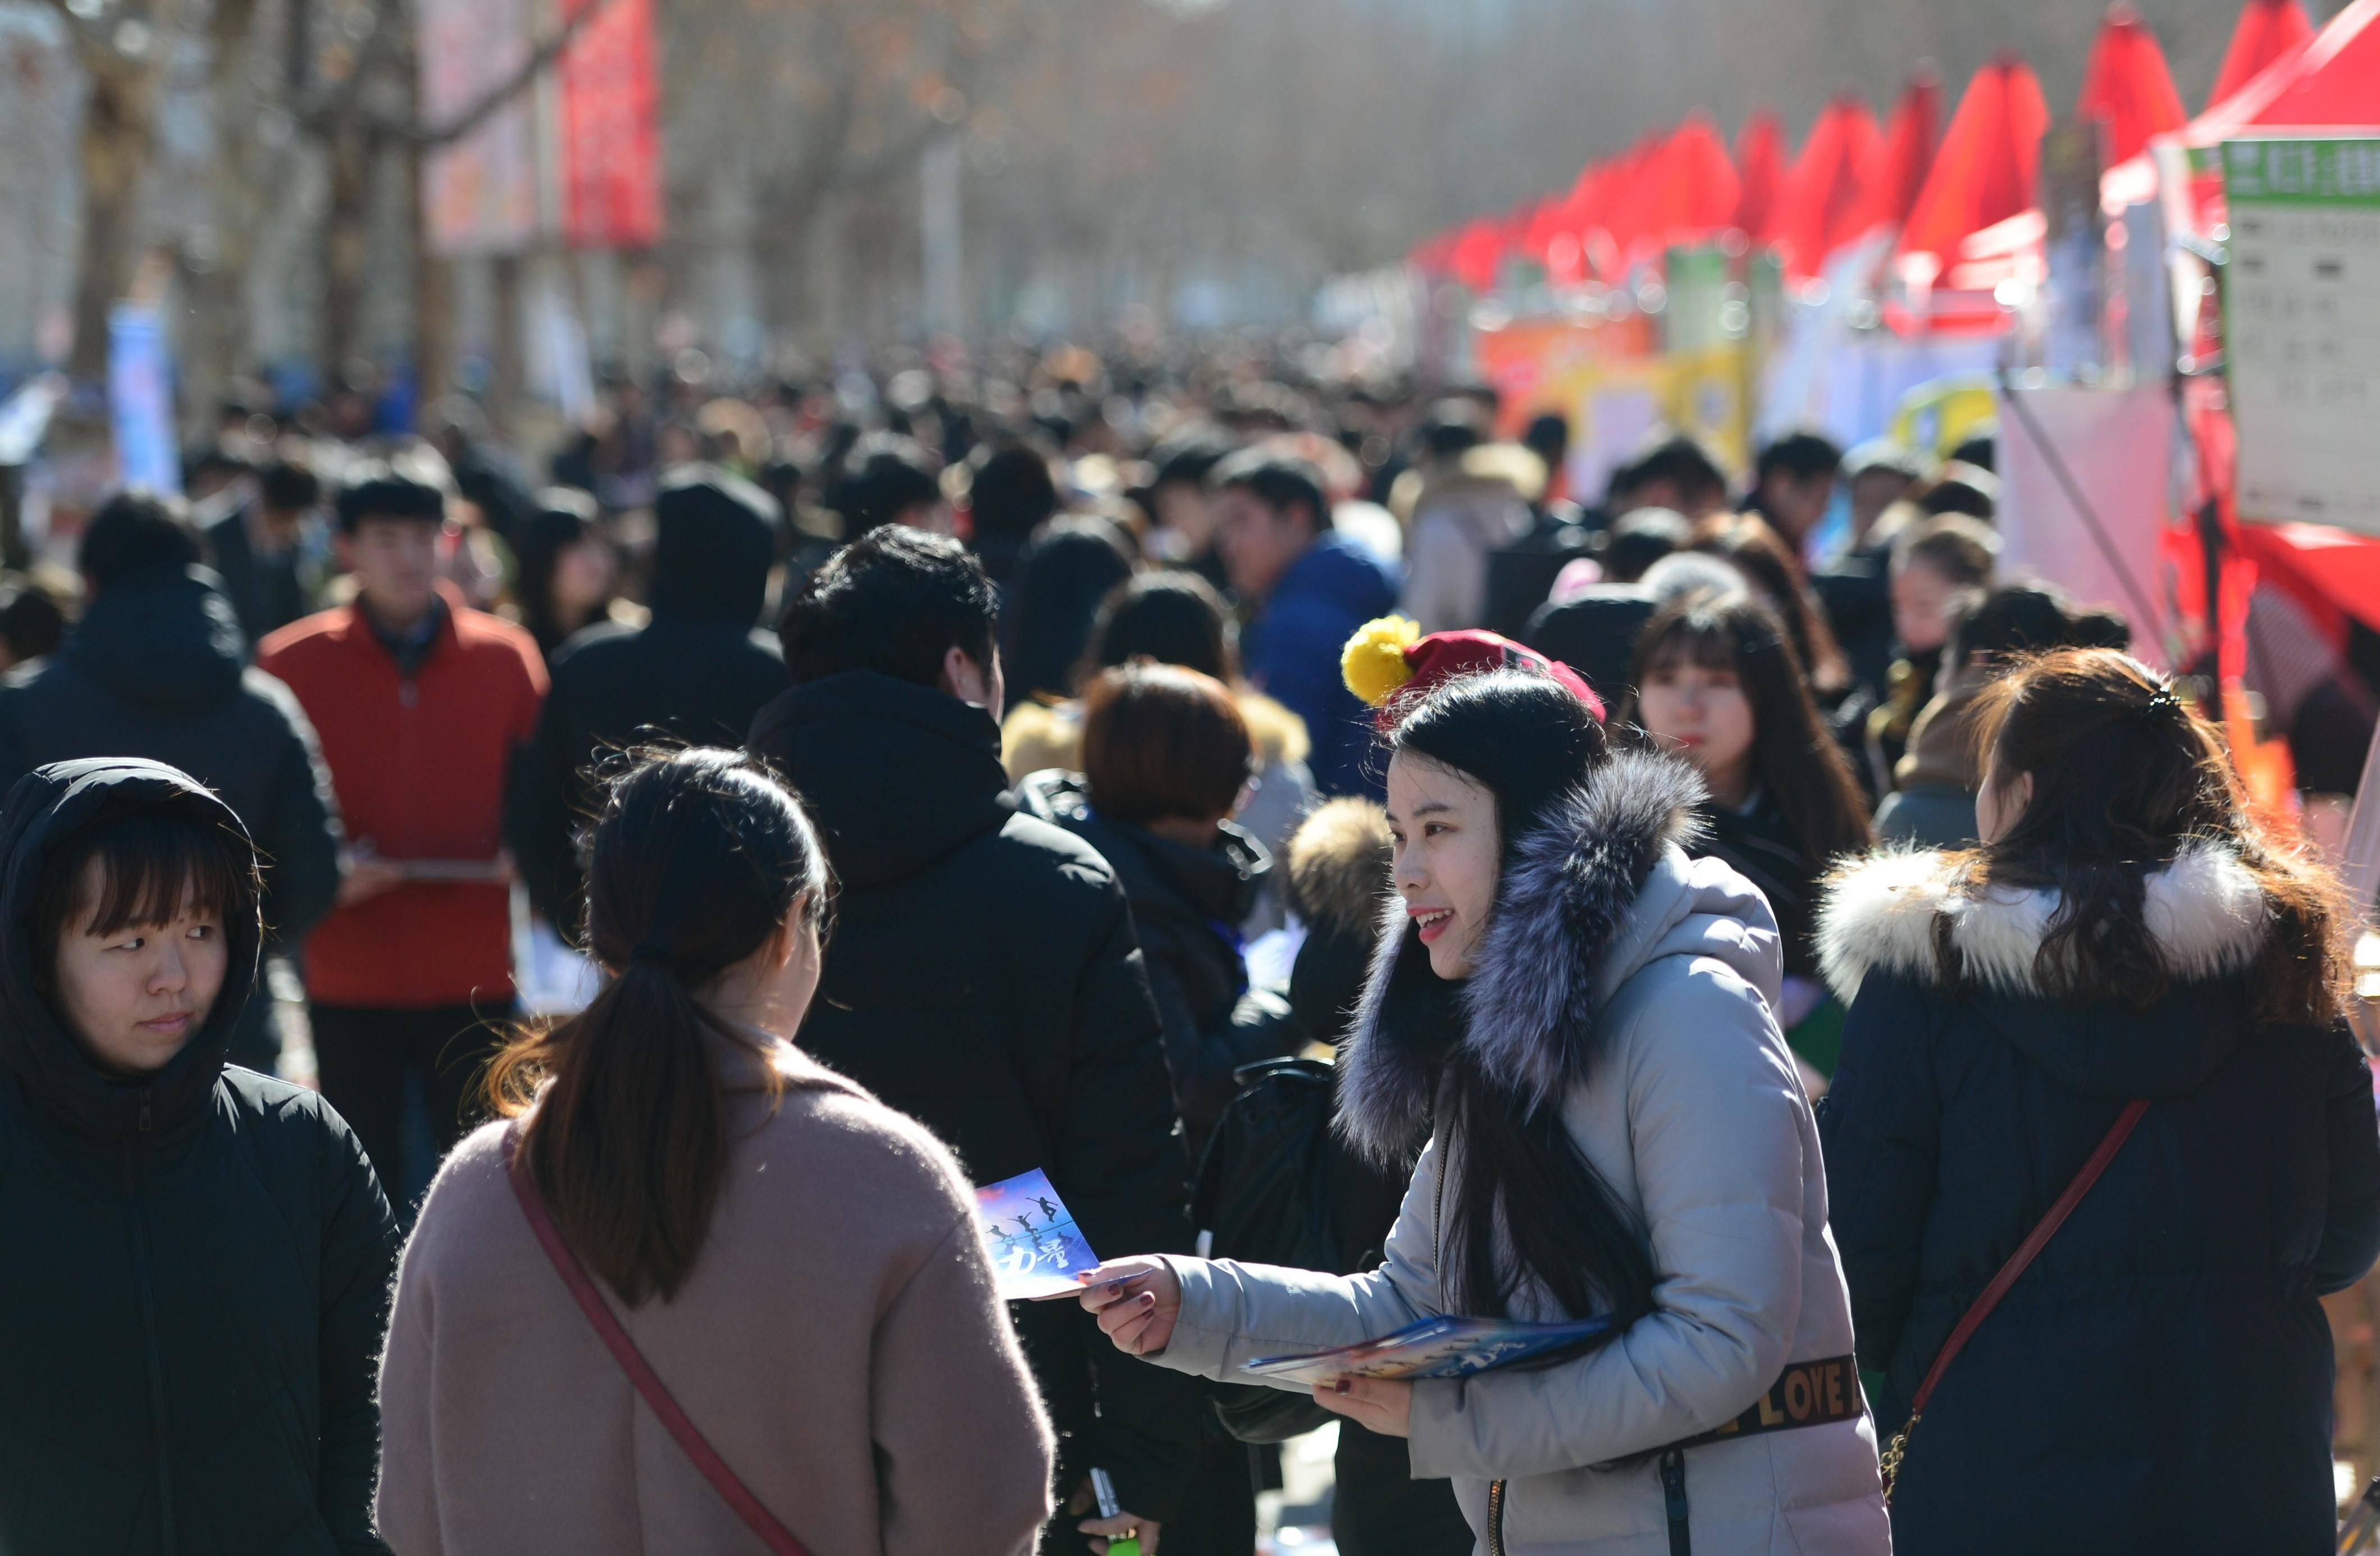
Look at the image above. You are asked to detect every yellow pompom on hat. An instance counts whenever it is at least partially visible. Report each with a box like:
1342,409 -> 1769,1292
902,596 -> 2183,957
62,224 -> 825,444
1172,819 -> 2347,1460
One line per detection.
1341,615 -> 1421,709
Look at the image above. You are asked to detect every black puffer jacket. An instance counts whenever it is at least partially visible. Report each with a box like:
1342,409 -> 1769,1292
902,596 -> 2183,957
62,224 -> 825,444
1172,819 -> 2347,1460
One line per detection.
508,469 -> 787,934
1016,771 -> 1300,1160
0,571 -> 345,1070
0,760 -> 396,1554
1816,845 -> 2380,1556
748,670 -> 1207,1536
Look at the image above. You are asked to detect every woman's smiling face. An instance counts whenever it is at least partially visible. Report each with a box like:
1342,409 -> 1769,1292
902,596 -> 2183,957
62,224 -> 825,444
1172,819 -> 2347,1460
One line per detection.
1385,751 -> 1502,980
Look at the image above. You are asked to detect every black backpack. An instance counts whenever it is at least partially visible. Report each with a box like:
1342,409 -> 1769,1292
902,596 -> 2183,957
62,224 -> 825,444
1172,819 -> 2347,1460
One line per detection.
1192,1057 -> 1385,1443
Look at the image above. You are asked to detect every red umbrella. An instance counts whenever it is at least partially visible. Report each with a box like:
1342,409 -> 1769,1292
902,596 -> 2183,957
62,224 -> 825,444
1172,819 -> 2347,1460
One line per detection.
1863,69 -> 1944,235
2077,5 -> 2187,165
2209,0 -> 2315,108
1774,94 -> 1884,276
1734,109 -> 1789,245
2224,0 -> 2380,126
1896,57 -> 2050,280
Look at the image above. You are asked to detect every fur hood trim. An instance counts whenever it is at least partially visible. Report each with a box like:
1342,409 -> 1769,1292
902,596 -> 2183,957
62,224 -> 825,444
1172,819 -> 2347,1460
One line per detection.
1283,798 -> 1392,942
1816,842 -> 2271,1003
1338,750 -> 1707,1161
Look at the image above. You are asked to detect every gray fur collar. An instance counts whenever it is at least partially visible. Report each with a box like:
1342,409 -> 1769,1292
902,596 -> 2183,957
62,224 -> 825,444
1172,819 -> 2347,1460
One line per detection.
1337,750 -> 1707,1162
1815,842 -> 2271,1003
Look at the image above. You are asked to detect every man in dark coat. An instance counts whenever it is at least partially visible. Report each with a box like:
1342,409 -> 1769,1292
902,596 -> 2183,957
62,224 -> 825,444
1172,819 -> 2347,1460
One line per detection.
748,526 -> 1206,1555
508,466 -> 786,936
0,494 -> 344,1074
201,455 -> 330,646
0,758 -> 395,1553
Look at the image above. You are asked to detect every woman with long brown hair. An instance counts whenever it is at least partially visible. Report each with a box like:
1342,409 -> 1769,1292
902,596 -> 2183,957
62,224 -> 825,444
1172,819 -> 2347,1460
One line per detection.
377,747 -> 1054,1556
1816,650 -> 2380,1555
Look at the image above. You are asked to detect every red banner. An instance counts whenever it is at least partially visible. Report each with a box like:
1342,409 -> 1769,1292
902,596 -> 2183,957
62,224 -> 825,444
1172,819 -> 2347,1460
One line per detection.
559,0 -> 662,249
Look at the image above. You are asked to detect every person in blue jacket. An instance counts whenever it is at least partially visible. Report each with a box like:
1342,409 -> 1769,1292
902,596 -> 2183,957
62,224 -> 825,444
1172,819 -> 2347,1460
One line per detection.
1210,446 -> 1398,796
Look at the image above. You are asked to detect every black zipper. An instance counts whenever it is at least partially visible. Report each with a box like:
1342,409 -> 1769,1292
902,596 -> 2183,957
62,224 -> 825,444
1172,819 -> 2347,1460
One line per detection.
1487,1477 -> 1508,1556
123,1092 -> 176,1552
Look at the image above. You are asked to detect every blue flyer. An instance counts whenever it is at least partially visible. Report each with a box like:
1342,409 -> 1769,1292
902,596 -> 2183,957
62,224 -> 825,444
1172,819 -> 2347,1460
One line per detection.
975,1169 -> 1101,1301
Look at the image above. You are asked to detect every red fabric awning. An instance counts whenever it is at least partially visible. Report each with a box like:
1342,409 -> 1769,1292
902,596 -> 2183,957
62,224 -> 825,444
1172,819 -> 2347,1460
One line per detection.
2077,5 -> 2187,165
1863,70 -> 1945,236
1734,109 -> 1788,245
2210,0 -> 2316,108
1775,94 -> 1884,277
1896,58 -> 2049,281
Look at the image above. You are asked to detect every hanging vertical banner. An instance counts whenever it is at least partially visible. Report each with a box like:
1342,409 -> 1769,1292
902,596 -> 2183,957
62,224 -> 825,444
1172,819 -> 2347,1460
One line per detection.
108,303 -> 180,496
419,0 -> 539,255
558,0 -> 662,249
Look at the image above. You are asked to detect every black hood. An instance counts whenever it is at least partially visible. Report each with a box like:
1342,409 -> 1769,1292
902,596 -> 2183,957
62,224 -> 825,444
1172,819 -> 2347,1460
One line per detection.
1015,769 -> 1269,927
649,465 -> 778,627
0,759 -> 261,1143
749,670 -> 1013,889
65,568 -> 247,712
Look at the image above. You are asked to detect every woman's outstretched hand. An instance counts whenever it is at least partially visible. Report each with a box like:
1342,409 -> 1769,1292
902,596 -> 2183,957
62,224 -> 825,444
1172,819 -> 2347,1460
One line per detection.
1313,1375 -> 1414,1438
1077,1258 -> 1182,1356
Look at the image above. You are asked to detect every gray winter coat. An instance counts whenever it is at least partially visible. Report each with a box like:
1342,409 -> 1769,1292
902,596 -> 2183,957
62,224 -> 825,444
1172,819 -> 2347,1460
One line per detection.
1141,752 -> 1889,1554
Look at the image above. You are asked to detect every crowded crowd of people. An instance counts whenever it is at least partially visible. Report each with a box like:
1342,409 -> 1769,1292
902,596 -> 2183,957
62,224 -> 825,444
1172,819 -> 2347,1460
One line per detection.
0,339 -> 2375,1556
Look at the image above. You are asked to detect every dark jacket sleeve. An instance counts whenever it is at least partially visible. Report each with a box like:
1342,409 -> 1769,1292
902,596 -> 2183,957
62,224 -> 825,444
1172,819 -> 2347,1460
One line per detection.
258,685 -> 345,952
504,676 -> 586,933
1248,595 -> 1370,797
2314,1025 -> 2380,1297
313,1099 -> 399,1555
1048,877 -> 1208,1523
1814,974 -> 1941,1373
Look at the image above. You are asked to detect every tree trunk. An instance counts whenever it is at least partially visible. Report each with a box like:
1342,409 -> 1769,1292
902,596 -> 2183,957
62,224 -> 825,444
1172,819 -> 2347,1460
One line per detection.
70,56 -> 163,385
320,123 -> 375,378
407,141 -> 454,416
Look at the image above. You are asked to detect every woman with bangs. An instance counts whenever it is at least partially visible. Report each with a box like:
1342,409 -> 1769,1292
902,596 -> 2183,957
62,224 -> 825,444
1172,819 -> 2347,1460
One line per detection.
1620,590 -> 1873,1078
0,757 -> 398,1554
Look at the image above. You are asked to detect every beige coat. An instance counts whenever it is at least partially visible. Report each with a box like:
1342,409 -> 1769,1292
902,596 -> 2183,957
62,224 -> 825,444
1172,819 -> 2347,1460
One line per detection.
375,1037 -> 1055,1556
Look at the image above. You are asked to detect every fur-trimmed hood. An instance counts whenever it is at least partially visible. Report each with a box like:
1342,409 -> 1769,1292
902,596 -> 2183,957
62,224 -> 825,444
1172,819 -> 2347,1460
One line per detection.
1283,798 -> 1392,942
1337,750 -> 1785,1161
1816,843 -> 2270,1006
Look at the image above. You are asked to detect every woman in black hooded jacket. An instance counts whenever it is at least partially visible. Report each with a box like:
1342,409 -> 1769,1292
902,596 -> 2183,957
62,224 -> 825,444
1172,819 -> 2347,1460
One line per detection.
0,758 -> 396,1554
1018,661 -> 1302,1161
1817,650 -> 2380,1555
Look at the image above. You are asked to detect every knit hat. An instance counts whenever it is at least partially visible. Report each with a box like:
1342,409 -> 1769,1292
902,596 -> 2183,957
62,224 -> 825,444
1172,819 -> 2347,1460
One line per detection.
1341,615 -> 1604,729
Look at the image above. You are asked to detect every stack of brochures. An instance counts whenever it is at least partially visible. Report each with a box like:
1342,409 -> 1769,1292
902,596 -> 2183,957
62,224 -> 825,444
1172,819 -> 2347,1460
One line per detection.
1243,1315 -> 1615,1386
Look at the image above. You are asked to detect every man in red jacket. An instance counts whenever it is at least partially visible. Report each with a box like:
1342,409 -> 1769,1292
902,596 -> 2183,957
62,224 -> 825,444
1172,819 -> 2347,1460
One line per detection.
258,456 -> 545,1205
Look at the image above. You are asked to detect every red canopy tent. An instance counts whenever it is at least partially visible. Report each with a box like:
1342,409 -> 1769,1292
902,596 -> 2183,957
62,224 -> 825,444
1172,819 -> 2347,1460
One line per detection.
1616,115 -> 1741,268
1895,57 -> 2049,284
2077,5 -> 2187,165
1734,110 -> 1789,247
1773,95 -> 1883,277
2210,0 -> 2316,108
1859,70 -> 1945,240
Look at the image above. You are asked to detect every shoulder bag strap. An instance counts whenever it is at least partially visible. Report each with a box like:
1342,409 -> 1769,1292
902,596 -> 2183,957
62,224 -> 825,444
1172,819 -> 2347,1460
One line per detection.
504,1122 -> 814,1556
1881,1098 -> 2149,1502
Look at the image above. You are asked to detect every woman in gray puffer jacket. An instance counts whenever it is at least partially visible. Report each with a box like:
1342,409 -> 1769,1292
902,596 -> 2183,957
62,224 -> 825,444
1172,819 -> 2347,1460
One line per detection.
1083,664 -> 1887,1555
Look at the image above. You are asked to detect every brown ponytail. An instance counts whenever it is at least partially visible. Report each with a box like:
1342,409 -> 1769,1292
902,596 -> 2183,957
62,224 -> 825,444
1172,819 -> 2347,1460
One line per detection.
484,748 -> 832,1304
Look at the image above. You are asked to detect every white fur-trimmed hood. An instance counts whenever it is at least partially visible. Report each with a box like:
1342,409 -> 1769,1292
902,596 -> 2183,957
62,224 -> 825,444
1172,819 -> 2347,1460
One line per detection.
1815,842 -> 2272,1004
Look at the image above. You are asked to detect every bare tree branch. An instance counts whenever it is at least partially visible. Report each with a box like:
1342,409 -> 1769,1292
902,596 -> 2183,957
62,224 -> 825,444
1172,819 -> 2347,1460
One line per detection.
410,0 -> 618,148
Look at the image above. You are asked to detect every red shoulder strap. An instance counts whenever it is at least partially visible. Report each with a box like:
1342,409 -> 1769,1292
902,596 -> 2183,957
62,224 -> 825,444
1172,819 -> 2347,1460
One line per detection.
1909,1098 -> 2150,1416
505,1123 -> 813,1556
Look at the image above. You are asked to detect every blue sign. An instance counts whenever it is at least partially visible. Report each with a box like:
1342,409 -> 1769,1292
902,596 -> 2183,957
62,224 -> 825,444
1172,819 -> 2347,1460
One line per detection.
108,303 -> 180,496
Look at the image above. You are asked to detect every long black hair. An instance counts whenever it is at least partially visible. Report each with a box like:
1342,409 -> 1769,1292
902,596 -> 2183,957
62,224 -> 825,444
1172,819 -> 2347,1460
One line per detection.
1388,671 -> 1661,1327
1621,591 -> 1873,866
485,747 -> 833,1304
